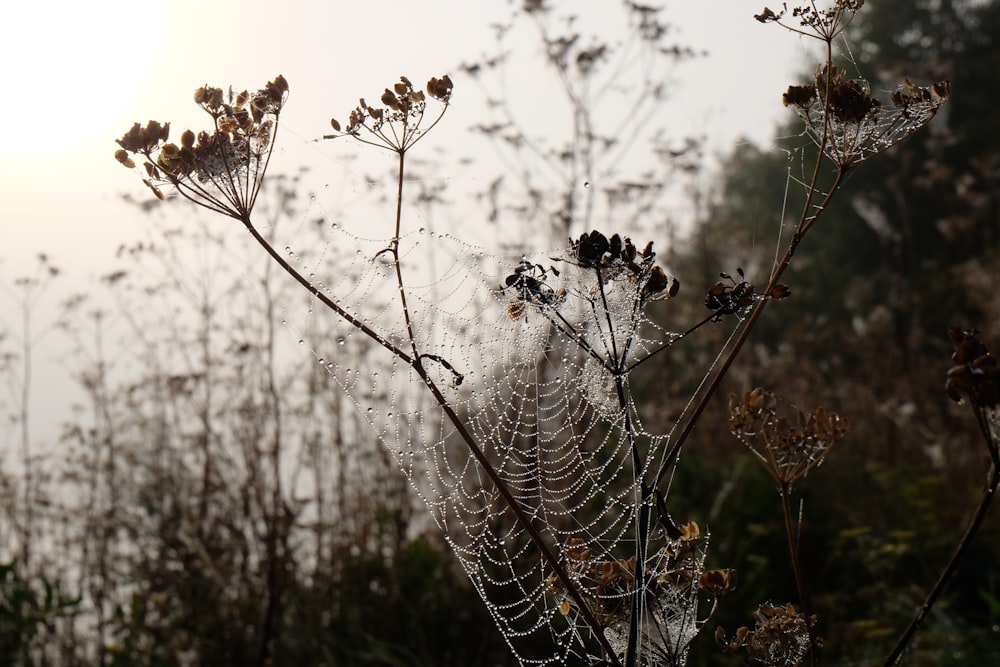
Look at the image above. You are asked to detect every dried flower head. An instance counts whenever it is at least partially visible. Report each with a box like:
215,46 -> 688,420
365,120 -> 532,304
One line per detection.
426,74 -> 454,102
946,328 -> 1000,408
730,388 -> 849,485
502,260 -> 566,317
502,231 -> 678,330
755,1 -> 864,42
569,231 -> 679,299
698,569 -> 737,597
327,75 -> 452,152
705,268 -> 755,321
946,328 -> 1000,462
115,76 -> 288,221
783,65 -> 950,168
717,602 -> 815,666
546,526 -> 728,664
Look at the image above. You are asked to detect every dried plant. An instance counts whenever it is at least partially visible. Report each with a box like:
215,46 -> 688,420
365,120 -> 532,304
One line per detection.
729,387 -> 849,487
102,2 -> 986,666
717,602 -> 815,666
877,328 -> 1000,665
782,65 -> 950,168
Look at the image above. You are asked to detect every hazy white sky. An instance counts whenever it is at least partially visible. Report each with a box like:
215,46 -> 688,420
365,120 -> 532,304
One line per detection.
0,0 -> 811,445
0,0 -> 809,274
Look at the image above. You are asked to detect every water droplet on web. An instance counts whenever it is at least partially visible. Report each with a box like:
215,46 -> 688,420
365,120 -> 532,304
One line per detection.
297,339 -> 304,345
418,227 -> 426,234
338,337 -> 346,346
309,194 -> 316,201
583,181 -> 590,188
317,358 -> 324,365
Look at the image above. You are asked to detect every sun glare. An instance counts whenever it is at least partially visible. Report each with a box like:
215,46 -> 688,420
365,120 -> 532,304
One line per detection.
1,1 -> 165,162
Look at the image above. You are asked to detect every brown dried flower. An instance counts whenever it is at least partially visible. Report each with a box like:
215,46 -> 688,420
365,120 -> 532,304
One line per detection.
945,328 -> 1000,464
327,75 -> 452,153
567,230 -> 679,300
730,388 -> 849,485
426,74 -> 454,102
698,569 -> 737,597
756,1 -> 864,42
717,602 -> 815,666
545,523 -> 721,628
783,65 -> 950,168
946,328 -> 1000,408
115,76 -> 288,221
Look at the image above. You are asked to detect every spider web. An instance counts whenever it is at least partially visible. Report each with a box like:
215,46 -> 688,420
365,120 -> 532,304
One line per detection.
282,201 -> 726,666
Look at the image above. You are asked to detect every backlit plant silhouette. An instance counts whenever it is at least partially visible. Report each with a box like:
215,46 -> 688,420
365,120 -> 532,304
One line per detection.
111,2 -> 973,665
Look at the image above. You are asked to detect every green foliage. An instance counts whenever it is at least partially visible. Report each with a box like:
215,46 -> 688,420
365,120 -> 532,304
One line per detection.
0,560 -> 79,665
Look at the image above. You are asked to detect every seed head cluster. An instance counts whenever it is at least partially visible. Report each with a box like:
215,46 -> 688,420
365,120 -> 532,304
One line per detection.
328,75 -> 453,153
730,388 -> 849,485
115,76 -> 289,220
755,1 -> 864,41
781,65 -> 950,168
717,603 -> 814,666
546,525 -> 734,637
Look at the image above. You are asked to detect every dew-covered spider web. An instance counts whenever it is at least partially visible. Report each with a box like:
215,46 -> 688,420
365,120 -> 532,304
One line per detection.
278,191 -> 745,666
261,27 -> 951,662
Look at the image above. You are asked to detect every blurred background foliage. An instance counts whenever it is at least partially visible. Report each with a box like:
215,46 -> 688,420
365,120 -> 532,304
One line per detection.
1,0 -> 999,664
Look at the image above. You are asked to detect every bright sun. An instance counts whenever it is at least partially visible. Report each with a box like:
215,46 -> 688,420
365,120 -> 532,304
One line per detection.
2,1 -> 165,161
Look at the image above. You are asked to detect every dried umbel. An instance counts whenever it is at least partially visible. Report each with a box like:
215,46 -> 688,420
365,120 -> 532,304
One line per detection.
717,603 -> 815,666
327,74 -> 452,152
946,328 -> 1000,462
755,1 -> 863,41
782,65 -> 950,168
730,388 -> 849,485
505,231 -> 676,311
756,3 -> 950,169
946,328 -> 1000,409
115,76 -> 289,220
567,231 -> 678,298
546,525 -> 734,665
704,268 -> 756,321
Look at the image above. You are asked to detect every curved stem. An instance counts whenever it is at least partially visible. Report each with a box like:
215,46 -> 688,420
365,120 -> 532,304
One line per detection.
242,213 -> 622,665
881,459 -> 999,666
421,364 -> 622,665
649,37 -> 845,490
241,217 -> 413,365
652,167 -> 848,491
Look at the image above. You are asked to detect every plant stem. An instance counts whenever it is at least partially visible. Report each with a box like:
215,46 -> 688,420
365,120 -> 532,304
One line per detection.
390,150 -> 420,362
241,218 -> 413,365
881,459 -> 999,666
779,483 -> 818,667
615,374 -> 650,667
652,168 -> 847,491
241,214 -> 622,665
